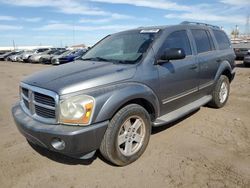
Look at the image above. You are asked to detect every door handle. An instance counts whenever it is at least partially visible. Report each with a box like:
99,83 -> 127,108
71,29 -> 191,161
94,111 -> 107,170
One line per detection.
190,65 -> 198,70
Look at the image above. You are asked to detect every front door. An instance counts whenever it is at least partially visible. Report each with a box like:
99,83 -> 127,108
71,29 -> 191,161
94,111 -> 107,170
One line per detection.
157,30 -> 199,115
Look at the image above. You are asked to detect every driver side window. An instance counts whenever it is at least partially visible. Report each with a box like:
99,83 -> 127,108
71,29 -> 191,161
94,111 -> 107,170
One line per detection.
161,30 -> 192,56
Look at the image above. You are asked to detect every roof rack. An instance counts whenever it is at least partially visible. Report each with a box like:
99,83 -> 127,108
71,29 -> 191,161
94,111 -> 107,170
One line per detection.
181,21 -> 220,29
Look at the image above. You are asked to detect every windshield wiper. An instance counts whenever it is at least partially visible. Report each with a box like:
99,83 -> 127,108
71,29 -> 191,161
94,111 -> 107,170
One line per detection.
81,57 -> 109,62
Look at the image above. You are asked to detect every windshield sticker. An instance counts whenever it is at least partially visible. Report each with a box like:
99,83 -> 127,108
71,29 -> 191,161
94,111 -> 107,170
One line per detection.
140,29 -> 160,33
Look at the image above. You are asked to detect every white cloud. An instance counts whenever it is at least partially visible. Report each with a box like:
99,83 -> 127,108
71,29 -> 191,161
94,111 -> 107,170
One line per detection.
0,24 -> 23,30
91,0 -> 248,27
220,0 -> 250,6
0,15 -> 16,21
165,12 -> 246,25
22,17 -> 42,22
0,0 -> 108,16
47,20 -> 61,24
79,13 -> 134,24
79,18 -> 111,24
91,0 -> 190,11
34,23 -> 137,31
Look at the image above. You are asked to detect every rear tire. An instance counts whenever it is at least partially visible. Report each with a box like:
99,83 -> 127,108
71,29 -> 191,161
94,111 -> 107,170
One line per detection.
243,62 -> 250,67
208,75 -> 230,108
100,104 -> 151,166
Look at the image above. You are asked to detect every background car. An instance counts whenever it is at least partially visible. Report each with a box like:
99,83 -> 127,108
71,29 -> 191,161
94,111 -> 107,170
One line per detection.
8,51 -> 24,62
0,51 -> 12,61
39,49 -> 66,64
29,49 -> 58,63
3,51 -> 21,61
233,43 -> 250,60
51,49 -> 87,65
22,48 -> 49,63
243,50 -> 250,67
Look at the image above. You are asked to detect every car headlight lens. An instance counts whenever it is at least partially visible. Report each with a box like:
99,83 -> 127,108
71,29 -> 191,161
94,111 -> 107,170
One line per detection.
59,95 -> 95,126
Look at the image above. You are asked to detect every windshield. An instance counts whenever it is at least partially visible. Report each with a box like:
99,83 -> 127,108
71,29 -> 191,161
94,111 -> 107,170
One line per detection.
82,31 -> 157,64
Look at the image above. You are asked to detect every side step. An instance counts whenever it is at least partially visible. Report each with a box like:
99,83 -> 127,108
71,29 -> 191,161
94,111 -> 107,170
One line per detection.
153,95 -> 212,127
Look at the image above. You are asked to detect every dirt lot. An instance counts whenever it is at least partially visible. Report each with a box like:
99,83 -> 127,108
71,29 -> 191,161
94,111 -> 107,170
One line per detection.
0,61 -> 250,188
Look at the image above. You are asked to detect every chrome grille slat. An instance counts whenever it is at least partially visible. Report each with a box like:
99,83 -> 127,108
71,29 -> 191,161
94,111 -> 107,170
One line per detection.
33,101 -> 55,110
35,105 -> 55,118
23,99 -> 29,109
34,92 -> 55,107
22,88 -> 29,97
20,83 -> 58,124
21,93 -> 29,101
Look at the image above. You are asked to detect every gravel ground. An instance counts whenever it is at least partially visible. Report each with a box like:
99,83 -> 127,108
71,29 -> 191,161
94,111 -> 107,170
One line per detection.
0,61 -> 250,188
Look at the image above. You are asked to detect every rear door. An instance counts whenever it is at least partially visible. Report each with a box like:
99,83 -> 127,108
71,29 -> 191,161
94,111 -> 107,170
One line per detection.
190,29 -> 218,93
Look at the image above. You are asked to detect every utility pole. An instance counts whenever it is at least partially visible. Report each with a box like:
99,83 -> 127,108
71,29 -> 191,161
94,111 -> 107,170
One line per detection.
12,40 -> 15,51
73,22 -> 75,46
245,14 -> 250,36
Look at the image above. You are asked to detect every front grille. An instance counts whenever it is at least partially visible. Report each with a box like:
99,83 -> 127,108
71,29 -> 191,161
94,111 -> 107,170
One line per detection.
35,105 -> 55,118
22,88 -> 29,98
34,92 -> 55,107
20,84 -> 58,124
23,99 -> 29,109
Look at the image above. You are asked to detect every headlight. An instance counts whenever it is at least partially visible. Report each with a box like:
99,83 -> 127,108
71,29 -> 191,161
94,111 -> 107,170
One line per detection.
59,95 -> 95,126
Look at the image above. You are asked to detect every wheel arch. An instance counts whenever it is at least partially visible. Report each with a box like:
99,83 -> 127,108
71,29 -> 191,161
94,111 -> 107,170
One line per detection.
214,60 -> 233,83
93,83 -> 160,123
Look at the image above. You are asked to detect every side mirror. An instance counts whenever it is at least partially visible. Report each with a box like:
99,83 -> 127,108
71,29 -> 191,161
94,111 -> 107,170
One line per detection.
158,48 -> 186,64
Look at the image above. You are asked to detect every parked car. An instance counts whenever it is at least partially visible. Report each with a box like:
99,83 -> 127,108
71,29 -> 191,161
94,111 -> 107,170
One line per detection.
51,49 -> 86,65
3,51 -> 21,61
233,43 -> 250,60
39,50 -> 67,64
0,51 -> 12,61
21,50 -> 36,63
243,50 -> 250,67
29,49 -> 58,63
12,22 -> 235,166
8,51 -> 24,62
22,48 -> 50,63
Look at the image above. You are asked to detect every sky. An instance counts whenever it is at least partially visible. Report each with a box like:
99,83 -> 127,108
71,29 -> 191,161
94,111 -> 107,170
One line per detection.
0,0 -> 249,47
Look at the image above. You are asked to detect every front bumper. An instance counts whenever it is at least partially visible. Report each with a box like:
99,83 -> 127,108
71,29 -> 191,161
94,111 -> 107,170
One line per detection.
12,103 -> 108,159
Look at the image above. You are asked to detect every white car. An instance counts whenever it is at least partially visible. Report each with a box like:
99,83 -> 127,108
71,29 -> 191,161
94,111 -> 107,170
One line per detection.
8,51 -> 24,62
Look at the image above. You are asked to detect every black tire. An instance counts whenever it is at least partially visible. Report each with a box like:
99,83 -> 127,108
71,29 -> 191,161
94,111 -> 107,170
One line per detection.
208,75 -> 230,108
100,104 -> 151,166
243,62 -> 250,67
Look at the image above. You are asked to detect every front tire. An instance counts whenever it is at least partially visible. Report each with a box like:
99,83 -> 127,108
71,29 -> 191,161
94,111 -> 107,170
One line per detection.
208,75 -> 230,108
100,104 -> 151,166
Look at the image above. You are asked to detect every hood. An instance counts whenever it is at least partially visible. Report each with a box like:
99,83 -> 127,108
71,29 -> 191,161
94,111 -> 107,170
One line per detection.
22,60 -> 136,95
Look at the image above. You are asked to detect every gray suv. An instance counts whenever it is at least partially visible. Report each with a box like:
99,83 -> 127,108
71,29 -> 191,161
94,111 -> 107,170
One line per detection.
12,22 -> 235,166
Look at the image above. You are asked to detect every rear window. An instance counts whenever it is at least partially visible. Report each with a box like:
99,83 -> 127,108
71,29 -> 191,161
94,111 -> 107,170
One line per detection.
213,30 -> 231,50
191,29 -> 212,54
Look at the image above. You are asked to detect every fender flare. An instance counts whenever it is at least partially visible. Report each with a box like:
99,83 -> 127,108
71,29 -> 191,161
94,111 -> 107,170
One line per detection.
214,60 -> 233,82
93,83 -> 160,123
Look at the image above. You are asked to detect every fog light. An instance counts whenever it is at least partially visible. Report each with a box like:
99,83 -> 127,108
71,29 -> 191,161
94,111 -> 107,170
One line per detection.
51,138 -> 65,151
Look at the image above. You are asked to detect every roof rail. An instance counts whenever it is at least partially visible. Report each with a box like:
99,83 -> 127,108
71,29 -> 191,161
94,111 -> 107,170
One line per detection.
181,21 -> 220,29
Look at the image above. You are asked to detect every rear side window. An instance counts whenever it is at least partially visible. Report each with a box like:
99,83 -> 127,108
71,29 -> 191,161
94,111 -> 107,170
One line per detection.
191,29 -> 212,54
162,30 -> 192,56
213,30 -> 231,50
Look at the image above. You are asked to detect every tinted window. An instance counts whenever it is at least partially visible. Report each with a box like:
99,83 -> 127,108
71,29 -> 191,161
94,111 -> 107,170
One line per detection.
83,32 -> 157,64
162,30 -> 192,56
191,29 -> 212,53
213,30 -> 231,50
